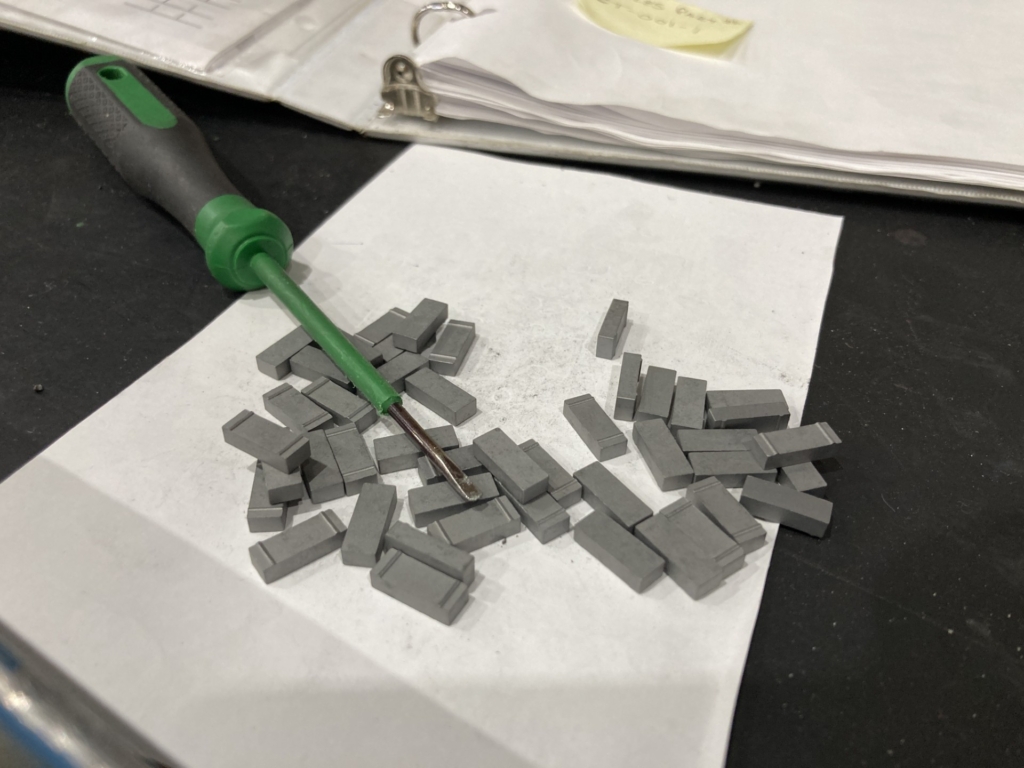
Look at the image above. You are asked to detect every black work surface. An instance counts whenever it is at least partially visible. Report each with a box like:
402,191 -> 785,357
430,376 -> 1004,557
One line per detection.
2,31 -> 1022,768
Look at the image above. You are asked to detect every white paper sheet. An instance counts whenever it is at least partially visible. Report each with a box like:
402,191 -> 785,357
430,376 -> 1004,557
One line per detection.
0,146 -> 841,768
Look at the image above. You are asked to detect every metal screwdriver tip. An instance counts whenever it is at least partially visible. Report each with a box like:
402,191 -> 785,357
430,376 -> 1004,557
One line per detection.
451,469 -> 483,502
387,403 -> 481,501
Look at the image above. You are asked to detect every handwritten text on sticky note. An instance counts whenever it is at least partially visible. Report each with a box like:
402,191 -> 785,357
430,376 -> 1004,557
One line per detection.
579,0 -> 752,49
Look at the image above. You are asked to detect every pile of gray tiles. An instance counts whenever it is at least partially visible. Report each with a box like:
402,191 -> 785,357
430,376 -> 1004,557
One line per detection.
231,408 -> 587,624
224,297 -> 848,626
224,301 -> 513,625
229,300 -> 480,525
568,312 -> 844,600
370,424 -> 588,623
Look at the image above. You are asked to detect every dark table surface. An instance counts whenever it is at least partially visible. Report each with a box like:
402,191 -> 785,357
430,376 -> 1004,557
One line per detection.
2,30 -> 1022,768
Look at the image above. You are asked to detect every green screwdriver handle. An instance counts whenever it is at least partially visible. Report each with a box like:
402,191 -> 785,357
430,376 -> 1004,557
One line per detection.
65,56 -> 401,414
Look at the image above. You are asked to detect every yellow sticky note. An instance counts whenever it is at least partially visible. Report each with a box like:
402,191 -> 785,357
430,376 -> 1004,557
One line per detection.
579,0 -> 752,49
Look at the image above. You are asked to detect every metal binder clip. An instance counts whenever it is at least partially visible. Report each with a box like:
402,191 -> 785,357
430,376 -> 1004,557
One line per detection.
379,3 -> 475,121
380,55 -> 439,121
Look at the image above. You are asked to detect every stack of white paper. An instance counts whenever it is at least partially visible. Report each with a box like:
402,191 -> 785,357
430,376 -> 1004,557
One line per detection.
416,0 -> 1024,191
3,0 -> 1024,201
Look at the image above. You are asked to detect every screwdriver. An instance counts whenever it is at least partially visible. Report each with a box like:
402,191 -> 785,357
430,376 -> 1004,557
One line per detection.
65,56 -> 480,501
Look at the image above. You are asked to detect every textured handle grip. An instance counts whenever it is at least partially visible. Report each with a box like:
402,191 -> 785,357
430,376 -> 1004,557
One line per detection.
65,57 -> 399,415
66,57 -> 239,231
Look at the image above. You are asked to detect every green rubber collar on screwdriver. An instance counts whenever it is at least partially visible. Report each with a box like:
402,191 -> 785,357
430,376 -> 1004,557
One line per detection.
195,195 -> 293,292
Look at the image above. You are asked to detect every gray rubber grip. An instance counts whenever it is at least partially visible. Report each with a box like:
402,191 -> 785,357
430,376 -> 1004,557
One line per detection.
67,59 -> 241,230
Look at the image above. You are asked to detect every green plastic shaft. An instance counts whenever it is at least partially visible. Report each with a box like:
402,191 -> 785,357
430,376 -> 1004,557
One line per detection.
250,254 -> 401,413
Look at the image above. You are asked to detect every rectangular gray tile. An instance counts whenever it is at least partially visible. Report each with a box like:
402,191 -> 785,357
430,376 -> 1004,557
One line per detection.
705,404 -> 790,432
706,389 -> 789,408
632,418 -> 694,491
519,439 -> 582,508
370,550 -> 469,625
247,462 -> 287,533
660,498 -> 745,577
744,422 -> 842,469
563,393 -> 628,461
472,427 -> 548,503
635,365 -> 676,422
574,511 -> 664,593
676,429 -> 757,453
256,326 -> 312,379
614,352 -> 643,421
355,307 -> 409,346
778,462 -> 828,497
668,376 -> 707,433
428,320 -> 476,376
325,423 -> 378,495
685,477 -> 766,553
393,298 -> 448,353
739,477 -> 833,538
341,483 -> 398,567
262,462 -> 304,505
499,483 -> 571,544
372,336 -> 403,363
288,346 -> 353,390
705,389 -> 790,431
417,446 -> 485,485
374,425 -> 459,474
596,298 -> 628,359
384,521 -> 475,584
375,351 -> 429,393
263,383 -> 333,432
408,473 -> 500,528
634,514 -> 724,599
222,409 -> 310,473
427,497 -> 522,552
404,367 -> 477,425
301,429 -> 346,503
249,510 -> 346,584
689,451 -> 777,488
301,376 -> 378,432
573,462 -> 653,532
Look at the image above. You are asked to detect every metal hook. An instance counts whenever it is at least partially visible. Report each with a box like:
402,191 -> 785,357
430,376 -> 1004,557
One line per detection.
412,2 -> 475,45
